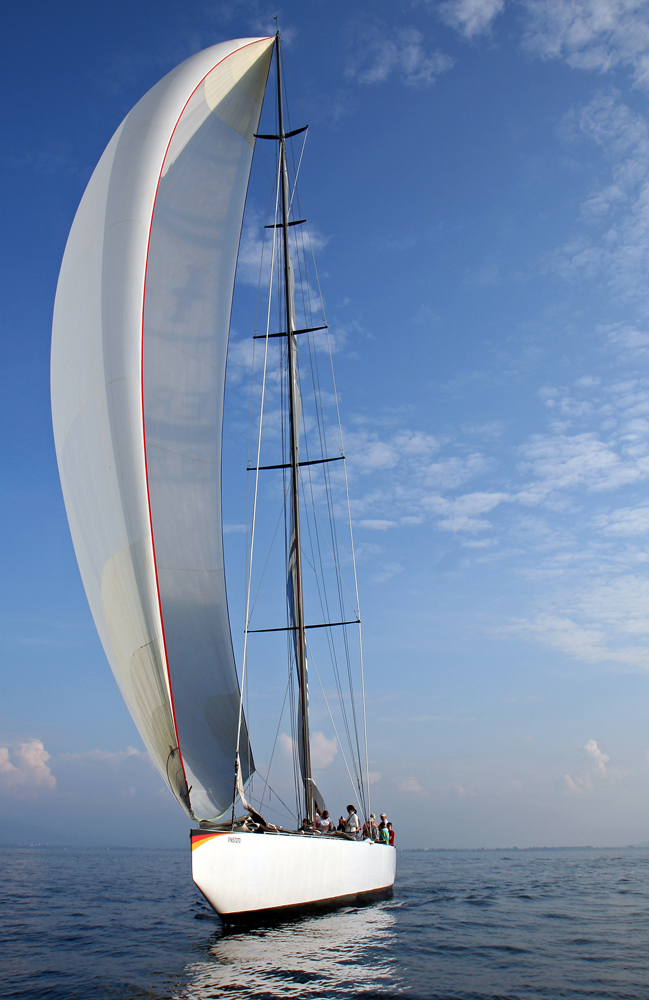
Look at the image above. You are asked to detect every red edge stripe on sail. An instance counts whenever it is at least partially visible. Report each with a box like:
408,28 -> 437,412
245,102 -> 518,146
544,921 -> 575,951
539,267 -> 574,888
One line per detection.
139,37 -> 274,813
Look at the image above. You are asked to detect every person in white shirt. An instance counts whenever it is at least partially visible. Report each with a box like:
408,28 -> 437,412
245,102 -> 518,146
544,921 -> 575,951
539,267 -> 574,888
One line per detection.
316,809 -> 333,833
345,804 -> 360,838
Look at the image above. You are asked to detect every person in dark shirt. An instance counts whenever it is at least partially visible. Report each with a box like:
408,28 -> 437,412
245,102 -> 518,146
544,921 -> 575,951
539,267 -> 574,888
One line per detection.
387,821 -> 395,846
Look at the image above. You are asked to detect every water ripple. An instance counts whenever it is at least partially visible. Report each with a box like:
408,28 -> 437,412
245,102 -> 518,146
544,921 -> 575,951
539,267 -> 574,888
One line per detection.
2,848 -> 649,998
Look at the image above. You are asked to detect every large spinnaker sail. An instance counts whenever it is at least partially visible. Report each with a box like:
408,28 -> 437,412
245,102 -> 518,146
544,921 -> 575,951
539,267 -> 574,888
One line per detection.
51,37 -> 274,821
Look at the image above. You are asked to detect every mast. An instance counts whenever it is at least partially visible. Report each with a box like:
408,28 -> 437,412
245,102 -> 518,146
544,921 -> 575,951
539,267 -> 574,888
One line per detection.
275,32 -> 314,825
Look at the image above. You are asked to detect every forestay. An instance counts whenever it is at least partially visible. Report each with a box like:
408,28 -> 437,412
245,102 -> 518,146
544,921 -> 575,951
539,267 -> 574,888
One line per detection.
51,36 -> 275,820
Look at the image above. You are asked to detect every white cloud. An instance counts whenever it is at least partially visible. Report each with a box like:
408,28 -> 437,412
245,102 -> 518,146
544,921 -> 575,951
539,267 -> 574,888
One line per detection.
60,746 -> 146,764
395,430 -> 443,456
422,491 -> 509,531
575,576 -> 649,636
346,25 -> 454,87
517,430 -> 649,501
606,323 -> 649,354
461,420 -> 505,440
358,519 -> 398,531
552,93 -> 649,305
279,731 -> 337,769
372,561 -> 405,583
522,0 -> 649,89
232,213 -> 328,381
311,732 -> 338,769
345,425 -> 500,534
346,432 -> 402,474
397,776 -> 427,794
524,382 -> 649,504
0,740 -> 56,798
564,739 -> 611,792
437,0 -> 505,37
504,612 -> 615,662
347,429 -> 441,476
0,741 -> 189,846
564,772 -> 592,793
594,503 -> 649,534
431,0 -> 649,79
225,337 -> 255,384
424,453 -> 489,489
236,218 -> 273,288
584,738 -> 610,772
500,575 -> 649,667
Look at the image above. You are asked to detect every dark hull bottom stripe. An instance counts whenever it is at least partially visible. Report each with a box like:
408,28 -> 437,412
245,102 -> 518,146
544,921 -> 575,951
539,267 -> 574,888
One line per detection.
199,884 -> 395,924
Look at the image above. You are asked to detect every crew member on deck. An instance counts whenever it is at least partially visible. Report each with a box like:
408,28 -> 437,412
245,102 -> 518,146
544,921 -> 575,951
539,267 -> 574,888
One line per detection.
345,804 -> 360,838
316,810 -> 333,833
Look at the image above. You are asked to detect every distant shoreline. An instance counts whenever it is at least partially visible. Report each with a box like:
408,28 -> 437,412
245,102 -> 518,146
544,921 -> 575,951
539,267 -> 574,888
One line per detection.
3,843 -> 649,852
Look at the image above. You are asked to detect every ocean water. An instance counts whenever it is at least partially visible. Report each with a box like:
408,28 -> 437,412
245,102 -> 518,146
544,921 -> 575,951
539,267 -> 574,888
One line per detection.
2,847 -> 649,999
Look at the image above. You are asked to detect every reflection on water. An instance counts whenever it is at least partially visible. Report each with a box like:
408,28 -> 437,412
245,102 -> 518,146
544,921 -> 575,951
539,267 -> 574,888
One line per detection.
181,903 -> 401,998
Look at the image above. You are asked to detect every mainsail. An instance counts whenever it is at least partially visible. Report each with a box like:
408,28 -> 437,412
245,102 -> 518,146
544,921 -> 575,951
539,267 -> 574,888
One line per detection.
51,37 -> 274,820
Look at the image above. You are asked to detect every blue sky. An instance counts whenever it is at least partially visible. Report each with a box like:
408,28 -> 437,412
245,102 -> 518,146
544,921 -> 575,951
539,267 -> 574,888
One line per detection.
5,0 -> 649,848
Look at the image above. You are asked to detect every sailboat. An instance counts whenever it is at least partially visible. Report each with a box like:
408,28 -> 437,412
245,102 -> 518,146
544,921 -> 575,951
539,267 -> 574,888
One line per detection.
51,33 -> 396,921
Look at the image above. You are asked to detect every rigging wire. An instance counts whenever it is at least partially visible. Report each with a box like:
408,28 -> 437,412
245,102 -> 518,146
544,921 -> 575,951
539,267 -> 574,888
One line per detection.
247,792 -> 295,824
296,174 -> 373,819
234,153 -> 282,803
247,480 -> 290,624
298,471 -> 363,797
240,48 -> 371,824
288,140 -> 368,817
305,635 -> 365,815
284,180 -> 367,810
258,673 -> 292,812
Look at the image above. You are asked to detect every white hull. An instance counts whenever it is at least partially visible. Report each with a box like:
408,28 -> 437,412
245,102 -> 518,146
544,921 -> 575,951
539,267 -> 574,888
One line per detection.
191,830 -> 396,921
